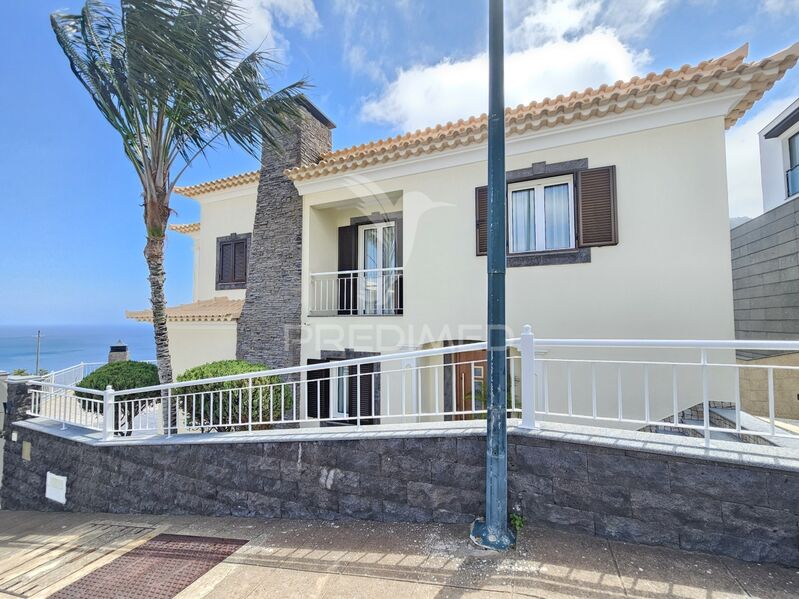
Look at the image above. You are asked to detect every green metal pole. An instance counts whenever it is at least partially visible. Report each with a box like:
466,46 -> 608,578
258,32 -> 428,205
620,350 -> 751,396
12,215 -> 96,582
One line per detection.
470,0 -> 514,551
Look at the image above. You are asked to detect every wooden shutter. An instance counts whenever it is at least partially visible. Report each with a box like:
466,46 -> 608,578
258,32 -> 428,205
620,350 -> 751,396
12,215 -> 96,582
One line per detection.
305,359 -> 330,420
219,242 -> 234,283
347,362 -> 376,425
475,186 -> 488,256
233,240 -> 247,282
577,166 -> 618,247
338,226 -> 358,315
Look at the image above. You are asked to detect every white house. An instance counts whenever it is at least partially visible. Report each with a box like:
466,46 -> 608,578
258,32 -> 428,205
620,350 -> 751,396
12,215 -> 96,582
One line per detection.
759,97 -> 799,212
128,43 -> 799,424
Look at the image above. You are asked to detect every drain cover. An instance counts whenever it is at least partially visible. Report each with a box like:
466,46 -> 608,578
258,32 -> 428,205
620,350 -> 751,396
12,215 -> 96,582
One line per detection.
51,534 -> 247,599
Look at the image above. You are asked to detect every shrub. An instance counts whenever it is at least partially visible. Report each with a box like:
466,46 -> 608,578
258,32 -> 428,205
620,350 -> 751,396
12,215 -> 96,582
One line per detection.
177,360 -> 291,432
76,361 -> 160,436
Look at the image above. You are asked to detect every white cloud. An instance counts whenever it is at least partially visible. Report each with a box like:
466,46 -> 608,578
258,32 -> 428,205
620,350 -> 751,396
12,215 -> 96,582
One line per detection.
761,0 -> 799,14
331,0 -> 393,84
238,0 -> 320,53
726,97 -> 794,217
361,0 -> 655,131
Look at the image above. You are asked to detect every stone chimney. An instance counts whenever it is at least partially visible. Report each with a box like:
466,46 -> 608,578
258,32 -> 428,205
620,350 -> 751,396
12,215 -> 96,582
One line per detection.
236,98 -> 335,369
108,340 -> 129,363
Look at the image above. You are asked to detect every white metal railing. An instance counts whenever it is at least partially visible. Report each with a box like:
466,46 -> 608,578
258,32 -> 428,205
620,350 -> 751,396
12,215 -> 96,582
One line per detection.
41,362 -> 104,387
23,328 -> 799,448
309,267 -> 403,316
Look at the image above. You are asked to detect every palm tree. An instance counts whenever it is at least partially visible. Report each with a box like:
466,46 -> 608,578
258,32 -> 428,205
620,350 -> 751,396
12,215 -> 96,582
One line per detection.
51,0 -> 307,430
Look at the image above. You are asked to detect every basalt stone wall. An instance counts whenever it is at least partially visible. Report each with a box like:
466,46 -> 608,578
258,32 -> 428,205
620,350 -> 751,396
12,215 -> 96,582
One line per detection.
236,103 -> 333,370
3,422 -> 799,566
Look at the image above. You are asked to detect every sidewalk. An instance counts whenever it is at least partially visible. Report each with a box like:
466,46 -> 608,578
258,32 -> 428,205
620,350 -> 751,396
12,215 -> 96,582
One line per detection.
0,510 -> 796,598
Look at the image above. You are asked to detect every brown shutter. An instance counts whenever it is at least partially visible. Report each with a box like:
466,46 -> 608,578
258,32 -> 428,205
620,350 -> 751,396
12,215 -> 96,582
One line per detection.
233,240 -> 247,282
475,186 -> 488,256
348,362 -> 376,425
219,242 -> 234,283
305,359 -> 330,420
577,166 -> 618,247
338,225 -> 358,315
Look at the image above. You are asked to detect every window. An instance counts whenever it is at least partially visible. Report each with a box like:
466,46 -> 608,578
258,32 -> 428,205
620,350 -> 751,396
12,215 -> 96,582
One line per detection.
330,366 -> 349,418
358,222 -> 397,314
216,233 -> 250,290
789,133 -> 799,198
508,175 -> 575,253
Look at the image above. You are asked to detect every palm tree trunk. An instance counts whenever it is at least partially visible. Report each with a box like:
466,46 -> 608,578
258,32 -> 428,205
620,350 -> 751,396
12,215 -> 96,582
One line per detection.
144,202 -> 175,433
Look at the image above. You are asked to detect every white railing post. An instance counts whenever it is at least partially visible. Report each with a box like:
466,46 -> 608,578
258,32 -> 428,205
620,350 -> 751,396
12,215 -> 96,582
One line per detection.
519,324 -> 537,430
701,349 -> 710,447
103,385 -> 114,441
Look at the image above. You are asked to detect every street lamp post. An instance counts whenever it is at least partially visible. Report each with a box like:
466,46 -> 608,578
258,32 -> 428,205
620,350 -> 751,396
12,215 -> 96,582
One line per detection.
470,0 -> 515,551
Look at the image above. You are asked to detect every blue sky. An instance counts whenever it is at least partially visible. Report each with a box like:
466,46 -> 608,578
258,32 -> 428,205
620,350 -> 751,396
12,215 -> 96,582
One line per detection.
1,0 -> 798,325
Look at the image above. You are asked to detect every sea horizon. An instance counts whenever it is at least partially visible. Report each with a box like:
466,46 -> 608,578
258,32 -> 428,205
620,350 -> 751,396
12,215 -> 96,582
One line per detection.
0,322 -> 156,374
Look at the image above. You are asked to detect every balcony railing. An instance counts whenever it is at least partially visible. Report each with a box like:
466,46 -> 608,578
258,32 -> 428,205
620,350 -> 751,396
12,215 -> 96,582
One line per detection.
309,267 -> 403,316
25,329 -> 799,449
787,164 -> 799,198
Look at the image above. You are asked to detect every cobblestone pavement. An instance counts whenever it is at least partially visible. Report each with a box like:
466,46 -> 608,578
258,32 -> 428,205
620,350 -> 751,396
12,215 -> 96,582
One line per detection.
0,511 -> 796,598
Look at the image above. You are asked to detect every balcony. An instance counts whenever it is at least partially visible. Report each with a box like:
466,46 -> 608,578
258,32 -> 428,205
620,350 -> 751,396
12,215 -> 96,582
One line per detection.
788,164 -> 799,198
309,267 -> 403,316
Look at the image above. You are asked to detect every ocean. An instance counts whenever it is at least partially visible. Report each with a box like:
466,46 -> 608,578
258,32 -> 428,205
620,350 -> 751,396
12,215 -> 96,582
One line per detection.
0,323 -> 156,374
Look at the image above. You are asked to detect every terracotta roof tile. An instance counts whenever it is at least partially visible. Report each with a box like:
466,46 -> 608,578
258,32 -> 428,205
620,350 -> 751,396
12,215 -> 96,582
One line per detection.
285,42 -> 799,181
165,43 -> 799,191
126,297 -> 243,323
169,222 -> 200,234
174,170 -> 259,198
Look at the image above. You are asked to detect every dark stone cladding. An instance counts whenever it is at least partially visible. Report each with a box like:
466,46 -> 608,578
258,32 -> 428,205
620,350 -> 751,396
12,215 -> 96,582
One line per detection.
236,106 -> 333,369
731,195 -> 799,349
3,420 -> 799,566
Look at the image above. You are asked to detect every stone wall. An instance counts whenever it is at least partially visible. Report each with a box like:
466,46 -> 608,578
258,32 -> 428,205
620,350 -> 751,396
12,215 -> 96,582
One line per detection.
3,423 -> 798,566
236,103 -> 333,369
731,196 -> 799,341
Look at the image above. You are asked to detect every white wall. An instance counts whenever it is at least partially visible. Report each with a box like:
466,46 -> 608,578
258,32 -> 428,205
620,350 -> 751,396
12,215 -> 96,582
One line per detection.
298,109 -> 737,422
167,322 -> 238,376
301,115 -> 735,356
192,184 -> 258,302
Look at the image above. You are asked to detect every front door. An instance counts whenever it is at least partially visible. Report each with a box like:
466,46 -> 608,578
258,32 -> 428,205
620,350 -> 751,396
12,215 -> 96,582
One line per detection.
454,350 -> 487,418
359,222 -> 397,314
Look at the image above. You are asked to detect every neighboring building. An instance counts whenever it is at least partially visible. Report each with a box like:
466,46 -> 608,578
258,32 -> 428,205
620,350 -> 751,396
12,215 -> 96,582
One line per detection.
760,98 -> 799,212
129,44 -> 799,424
732,97 -> 799,421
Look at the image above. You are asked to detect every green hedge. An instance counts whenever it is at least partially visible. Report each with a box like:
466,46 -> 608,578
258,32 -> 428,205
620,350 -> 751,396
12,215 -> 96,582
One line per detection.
76,361 -> 160,436
177,360 -> 291,431
76,361 -> 160,406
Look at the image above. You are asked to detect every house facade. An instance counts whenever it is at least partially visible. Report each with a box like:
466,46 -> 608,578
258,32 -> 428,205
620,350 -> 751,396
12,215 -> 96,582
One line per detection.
760,97 -> 799,212
732,96 -> 799,420
129,43 -> 798,423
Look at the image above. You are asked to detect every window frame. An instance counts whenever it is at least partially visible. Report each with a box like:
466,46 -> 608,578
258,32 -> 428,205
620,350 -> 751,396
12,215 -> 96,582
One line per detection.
357,221 -> 397,315
215,232 -> 251,291
329,366 -> 349,418
789,132 -> 799,169
507,174 -> 576,255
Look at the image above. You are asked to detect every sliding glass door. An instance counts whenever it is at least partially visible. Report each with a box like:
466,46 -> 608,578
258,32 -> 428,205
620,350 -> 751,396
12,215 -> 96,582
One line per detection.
359,222 -> 397,314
